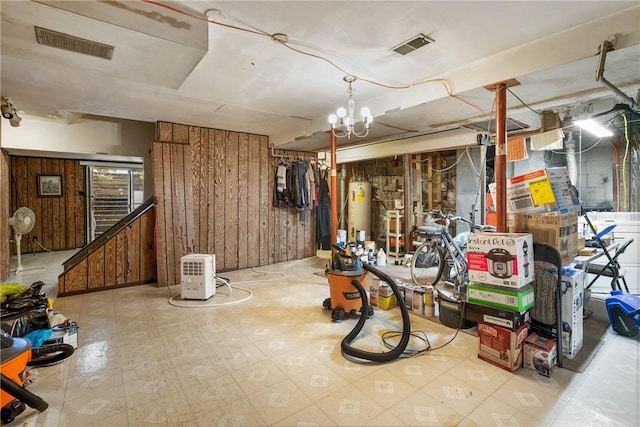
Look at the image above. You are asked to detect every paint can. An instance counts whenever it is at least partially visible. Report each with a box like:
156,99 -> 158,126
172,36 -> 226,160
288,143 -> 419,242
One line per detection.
369,283 -> 378,307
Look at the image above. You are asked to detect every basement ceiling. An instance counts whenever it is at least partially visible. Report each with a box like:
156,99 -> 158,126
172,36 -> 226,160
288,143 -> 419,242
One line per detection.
1,1 -> 639,154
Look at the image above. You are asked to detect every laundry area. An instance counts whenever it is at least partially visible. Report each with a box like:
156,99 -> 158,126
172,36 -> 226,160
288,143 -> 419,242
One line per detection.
2,1 -> 640,426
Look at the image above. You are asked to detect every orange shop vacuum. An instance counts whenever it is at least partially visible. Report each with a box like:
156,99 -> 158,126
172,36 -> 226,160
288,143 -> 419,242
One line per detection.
1,331 -> 47,425
322,247 -> 373,323
323,245 -> 412,363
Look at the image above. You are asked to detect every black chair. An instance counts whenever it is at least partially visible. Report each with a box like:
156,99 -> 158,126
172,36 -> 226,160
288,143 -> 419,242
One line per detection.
574,238 -> 633,292
530,241 -> 563,368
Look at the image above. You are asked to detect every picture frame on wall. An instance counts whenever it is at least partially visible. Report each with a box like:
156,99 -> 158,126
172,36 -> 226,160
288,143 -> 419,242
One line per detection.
38,175 -> 62,197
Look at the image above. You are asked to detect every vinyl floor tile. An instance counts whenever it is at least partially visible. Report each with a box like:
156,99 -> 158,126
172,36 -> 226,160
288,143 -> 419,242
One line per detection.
3,252 -> 638,427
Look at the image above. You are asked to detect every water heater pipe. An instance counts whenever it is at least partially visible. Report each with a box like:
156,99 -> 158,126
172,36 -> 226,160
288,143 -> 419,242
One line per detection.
331,132 -> 338,252
340,164 -> 347,229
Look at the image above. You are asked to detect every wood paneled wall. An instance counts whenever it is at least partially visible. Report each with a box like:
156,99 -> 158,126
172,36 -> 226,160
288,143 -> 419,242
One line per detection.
153,122 -> 317,287
0,150 -> 10,280
58,207 -> 156,295
9,156 -> 85,253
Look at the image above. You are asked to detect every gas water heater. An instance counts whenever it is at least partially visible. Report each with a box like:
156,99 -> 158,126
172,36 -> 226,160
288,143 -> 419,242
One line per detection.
347,181 -> 371,243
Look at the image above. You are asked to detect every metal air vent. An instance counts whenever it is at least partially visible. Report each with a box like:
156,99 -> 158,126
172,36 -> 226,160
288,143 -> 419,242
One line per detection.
35,26 -> 114,60
391,33 -> 434,56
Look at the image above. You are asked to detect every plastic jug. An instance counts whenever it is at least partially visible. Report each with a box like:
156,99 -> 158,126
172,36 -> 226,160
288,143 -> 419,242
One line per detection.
376,248 -> 387,266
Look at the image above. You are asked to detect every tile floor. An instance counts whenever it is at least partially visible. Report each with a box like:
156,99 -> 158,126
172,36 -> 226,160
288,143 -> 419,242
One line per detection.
2,251 -> 639,427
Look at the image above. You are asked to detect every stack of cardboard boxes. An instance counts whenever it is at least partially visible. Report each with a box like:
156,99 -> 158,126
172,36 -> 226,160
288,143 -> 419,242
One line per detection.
466,232 -> 535,372
473,166 -> 585,375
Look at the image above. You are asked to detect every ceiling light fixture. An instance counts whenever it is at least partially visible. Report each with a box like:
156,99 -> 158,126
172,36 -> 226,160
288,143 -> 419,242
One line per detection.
1,96 -> 22,127
573,118 -> 613,138
328,75 -> 373,139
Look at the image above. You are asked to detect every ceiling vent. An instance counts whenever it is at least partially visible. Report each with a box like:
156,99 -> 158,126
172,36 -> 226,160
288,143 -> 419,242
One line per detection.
391,33 -> 434,56
35,26 -> 114,60
462,117 -> 530,133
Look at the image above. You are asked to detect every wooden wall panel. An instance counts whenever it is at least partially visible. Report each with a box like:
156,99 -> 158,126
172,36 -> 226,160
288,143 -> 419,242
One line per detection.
190,127 -> 202,253
152,123 -> 317,286
247,134 -> 261,268
237,133 -> 249,269
125,221 -> 141,284
213,130 -> 226,268
88,246 -> 105,289
9,156 -> 85,255
224,132 -> 239,269
139,209 -> 156,282
0,150 -> 9,280
64,259 -> 87,293
104,238 -> 117,287
205,130 -> 215,254
259,138 -> 272,266
152,143 -> 168,288
115,231 -> 126,285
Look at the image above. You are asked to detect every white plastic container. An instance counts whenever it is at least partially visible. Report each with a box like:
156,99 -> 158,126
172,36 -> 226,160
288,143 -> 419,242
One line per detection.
376,248 -> 387,266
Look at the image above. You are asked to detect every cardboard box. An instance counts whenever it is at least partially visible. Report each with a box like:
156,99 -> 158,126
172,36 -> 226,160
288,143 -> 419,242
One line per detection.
507,211 -> 579,263
477,322 -> 529,372
524,332 -> 557,377
561,267 -> 585,359
465,301 -> 530,331
467,233 -> 535,288
489,167 -> 579,214
467,283 -> 535,313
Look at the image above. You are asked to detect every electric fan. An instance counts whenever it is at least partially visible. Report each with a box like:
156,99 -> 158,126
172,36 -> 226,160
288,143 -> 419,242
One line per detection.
8,207 -> 44,274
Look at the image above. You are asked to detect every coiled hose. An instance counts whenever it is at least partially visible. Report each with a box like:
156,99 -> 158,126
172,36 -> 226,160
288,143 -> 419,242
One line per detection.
340,263 -> 411,363
28,343 -> 75,367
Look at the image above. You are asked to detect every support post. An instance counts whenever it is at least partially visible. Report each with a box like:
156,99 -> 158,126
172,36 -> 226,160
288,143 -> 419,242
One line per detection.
495,83 -> 508,232
331,132 -> 338,253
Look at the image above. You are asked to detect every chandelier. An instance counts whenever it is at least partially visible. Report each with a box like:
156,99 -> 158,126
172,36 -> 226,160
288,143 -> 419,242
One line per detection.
327,75 -> 373,138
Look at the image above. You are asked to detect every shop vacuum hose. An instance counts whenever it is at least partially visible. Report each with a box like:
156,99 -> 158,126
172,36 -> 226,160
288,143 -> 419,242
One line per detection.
341,263 -> 411,363
1,373 -> 48,412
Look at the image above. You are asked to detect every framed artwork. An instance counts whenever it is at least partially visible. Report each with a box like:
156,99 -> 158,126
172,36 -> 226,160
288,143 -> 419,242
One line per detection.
38,175 -> 63,197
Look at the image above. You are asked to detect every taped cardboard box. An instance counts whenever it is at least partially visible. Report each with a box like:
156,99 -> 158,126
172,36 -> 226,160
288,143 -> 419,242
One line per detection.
507,211 -> 579,263
478,322 -> 529,372
467,233 -> 534,288
467,282 -> 535,313
524,332 -> 557,377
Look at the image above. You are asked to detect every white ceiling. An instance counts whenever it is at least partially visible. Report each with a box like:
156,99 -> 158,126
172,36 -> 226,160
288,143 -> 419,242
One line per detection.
1,0 -> 639,153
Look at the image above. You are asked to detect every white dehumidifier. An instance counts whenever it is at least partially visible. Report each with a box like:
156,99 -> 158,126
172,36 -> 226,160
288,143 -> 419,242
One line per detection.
180,254 -> 216,300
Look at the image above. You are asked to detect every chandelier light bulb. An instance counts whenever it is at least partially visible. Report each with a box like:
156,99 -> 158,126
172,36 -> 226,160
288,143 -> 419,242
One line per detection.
327,75 -> 372,139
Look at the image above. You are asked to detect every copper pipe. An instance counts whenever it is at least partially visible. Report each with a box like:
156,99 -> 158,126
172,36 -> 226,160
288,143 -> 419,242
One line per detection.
331,131 -> 338,253
495,83 -> 507,232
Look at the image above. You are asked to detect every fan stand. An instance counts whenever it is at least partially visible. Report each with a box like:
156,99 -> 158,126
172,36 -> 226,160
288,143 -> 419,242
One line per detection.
10,232 -> 46,275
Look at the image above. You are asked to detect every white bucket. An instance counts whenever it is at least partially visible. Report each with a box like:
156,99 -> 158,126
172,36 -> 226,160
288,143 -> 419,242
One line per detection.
356,230 -> 366,242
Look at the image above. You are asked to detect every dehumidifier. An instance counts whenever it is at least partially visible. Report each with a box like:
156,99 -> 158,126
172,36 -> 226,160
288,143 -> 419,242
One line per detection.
180,254 -> 216,300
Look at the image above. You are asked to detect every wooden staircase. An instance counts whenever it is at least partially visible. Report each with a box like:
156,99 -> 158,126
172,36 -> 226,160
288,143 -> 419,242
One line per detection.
58,197 -> 157,296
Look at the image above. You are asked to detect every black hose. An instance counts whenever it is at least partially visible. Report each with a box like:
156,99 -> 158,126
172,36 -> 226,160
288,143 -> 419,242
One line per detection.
0,373 -> 48,412
340,263 -> 411,363
28,343 -> 75,367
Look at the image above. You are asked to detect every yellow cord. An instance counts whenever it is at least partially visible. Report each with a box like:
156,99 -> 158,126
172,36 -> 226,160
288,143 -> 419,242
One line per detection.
622,113 -> 630,209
